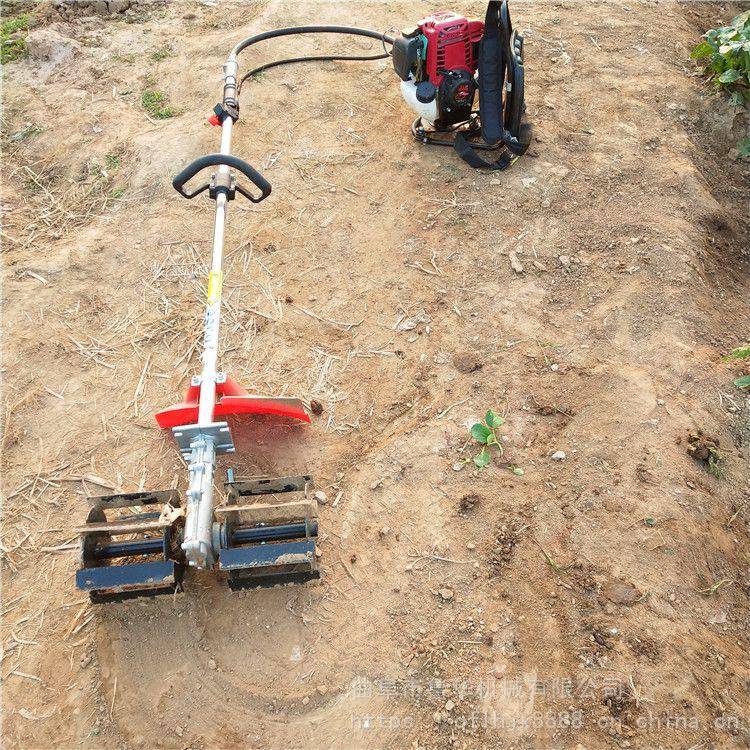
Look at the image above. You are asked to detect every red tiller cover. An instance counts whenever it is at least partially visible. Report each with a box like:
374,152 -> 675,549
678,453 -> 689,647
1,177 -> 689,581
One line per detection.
155,376 -> 311,428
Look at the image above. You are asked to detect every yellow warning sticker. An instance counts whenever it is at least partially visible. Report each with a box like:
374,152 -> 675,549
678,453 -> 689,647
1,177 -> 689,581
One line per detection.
207,270 -> 223,305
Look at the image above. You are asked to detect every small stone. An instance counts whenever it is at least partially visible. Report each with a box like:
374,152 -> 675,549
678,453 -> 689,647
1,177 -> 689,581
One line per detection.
438,588 -> 454,602
433,711 -> 443,724
509,251 -> 524,274
558,255 -> 571,268
316,684 -> 328,695
208,658 -> 217,670
302,696 -> 310,706
466,542 -> 476,550
378,526 -> 391,538
174,727 -> 183,738
314,490 -> 327,505
551,450 -> 566,461
533,260 -> 548,272
444,700 -> 455,712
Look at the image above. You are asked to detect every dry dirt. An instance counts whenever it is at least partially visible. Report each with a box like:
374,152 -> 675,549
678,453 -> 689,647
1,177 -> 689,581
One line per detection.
2,1 -> 750,749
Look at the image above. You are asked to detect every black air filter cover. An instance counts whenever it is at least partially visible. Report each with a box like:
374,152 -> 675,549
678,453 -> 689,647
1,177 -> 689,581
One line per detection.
392,35 -> 420,81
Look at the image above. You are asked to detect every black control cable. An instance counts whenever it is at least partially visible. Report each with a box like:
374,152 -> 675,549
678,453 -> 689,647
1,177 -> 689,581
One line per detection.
230,25 -> 395,96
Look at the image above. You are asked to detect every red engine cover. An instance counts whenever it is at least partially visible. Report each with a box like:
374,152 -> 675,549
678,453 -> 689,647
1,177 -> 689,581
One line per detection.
418,11 -> 484,86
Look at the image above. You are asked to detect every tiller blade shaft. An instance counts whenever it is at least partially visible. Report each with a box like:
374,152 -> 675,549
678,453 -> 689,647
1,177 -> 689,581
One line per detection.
76,59 -> 317,602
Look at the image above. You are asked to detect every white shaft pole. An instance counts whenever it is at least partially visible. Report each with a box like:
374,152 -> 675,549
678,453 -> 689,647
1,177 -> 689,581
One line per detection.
197,116 -> 233,426
183,107 -> 236,569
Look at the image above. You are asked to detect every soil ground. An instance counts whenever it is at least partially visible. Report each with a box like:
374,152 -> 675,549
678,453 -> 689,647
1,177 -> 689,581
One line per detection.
2,1 -> 750,749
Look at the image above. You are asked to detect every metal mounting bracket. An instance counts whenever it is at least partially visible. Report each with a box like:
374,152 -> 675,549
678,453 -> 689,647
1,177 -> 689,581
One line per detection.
172,421 -> 235,457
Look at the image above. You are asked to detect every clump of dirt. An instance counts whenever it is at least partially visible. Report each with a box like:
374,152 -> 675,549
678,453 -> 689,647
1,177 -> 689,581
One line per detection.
601,579 -> 642,607
627,634 -> 661,662
458,492 -> 481,513
46,0 -> 161,18
452,351 -> 483,374
603,680 -> 637,721
529,395 -> 575,418
686,430 -> 725,477
489,521 -> 524,571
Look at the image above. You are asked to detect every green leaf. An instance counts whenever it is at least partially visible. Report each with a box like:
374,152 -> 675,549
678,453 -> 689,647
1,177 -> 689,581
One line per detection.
723,345 -> 750,361
644,516 -> 656,527
511,465 -> 524,476
734,374 -> 750,389
739,138 -> 750,158
485,409 -> 505,428
486,433 -> 497,446
471,423 -> 491,443
691,41 -> 714,59
473,449 -> 491,469
718,68 -> 741,83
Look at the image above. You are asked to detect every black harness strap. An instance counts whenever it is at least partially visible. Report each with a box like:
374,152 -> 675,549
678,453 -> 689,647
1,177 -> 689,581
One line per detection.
478,0 -> 504,146
454,0 -> 532,170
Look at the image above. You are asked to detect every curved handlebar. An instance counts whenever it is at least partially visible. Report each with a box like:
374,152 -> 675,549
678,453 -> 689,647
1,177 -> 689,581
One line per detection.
172,153 -> 272,202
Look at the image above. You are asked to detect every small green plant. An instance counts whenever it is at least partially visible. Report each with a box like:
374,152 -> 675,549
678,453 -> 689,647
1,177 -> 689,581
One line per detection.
141,89 -> 176,119
105,154 -> 121,171
723,344 -> 750,389
471,409 -> 505,469
467,409 -> 523,475
150,48 -> 170,61
1,14 -> 30,64
691,11 -> 750,108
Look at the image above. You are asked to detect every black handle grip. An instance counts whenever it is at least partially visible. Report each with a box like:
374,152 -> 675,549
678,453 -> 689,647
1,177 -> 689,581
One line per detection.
172,153 -> 272,202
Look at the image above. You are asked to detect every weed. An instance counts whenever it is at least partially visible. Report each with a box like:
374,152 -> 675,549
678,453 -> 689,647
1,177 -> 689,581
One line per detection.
1,14 -> 30,64
150,48 -> 170,62
531,538 -> 568,574
697,577 -> 734,596
723,344 -> 750,389
141,89 -> 176,119
465,409 -> 523,475
7,123 -> 42,142
470,409 -> 505,469
105,154 -> 121,171
111,188 -> 125,199
707,446 -> 726,479
692,11 -> 750,152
